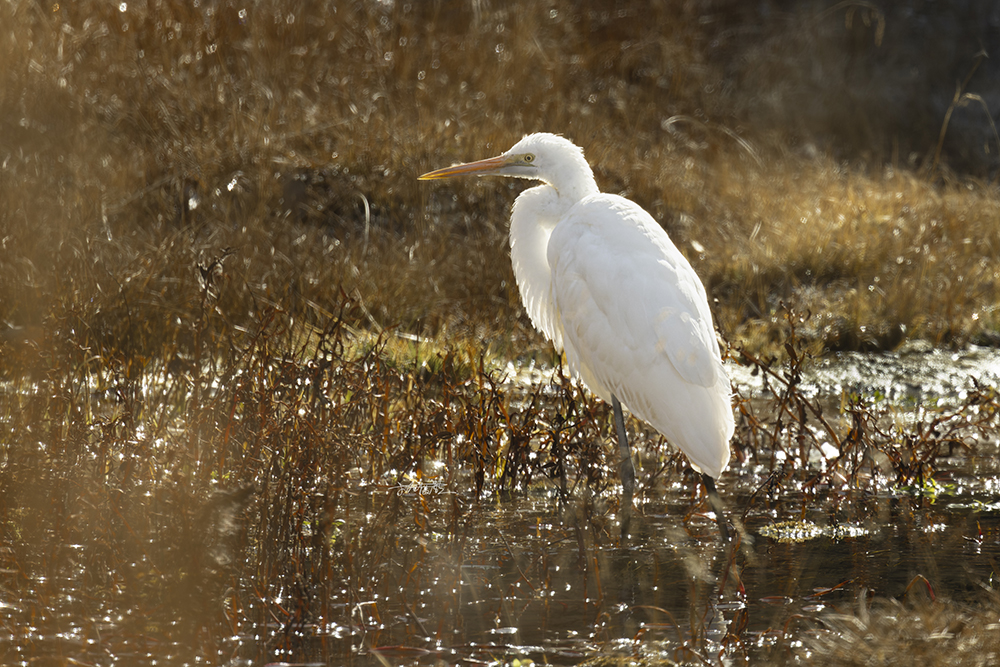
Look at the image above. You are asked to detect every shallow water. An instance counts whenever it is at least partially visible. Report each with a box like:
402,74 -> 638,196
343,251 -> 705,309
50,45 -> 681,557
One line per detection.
2,347 -> 1000,665
731,342 -> 1000,406
253,483 -> 1000,666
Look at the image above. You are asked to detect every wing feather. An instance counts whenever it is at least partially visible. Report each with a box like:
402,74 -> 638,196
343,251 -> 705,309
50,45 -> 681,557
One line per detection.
548,194 -> 733,477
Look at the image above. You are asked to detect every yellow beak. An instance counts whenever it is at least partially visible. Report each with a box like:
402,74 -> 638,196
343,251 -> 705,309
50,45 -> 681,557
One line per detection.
418,154 -> 508,180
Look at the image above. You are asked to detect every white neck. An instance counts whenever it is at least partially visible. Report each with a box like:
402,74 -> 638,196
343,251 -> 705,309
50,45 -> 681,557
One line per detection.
509,184 -> 569,350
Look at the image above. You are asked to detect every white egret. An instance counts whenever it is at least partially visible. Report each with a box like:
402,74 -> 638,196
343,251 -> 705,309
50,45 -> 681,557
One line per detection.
420,133 -> 734,535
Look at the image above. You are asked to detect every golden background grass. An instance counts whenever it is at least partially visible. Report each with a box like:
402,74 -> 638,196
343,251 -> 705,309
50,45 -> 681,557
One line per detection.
2,0 -> 999,362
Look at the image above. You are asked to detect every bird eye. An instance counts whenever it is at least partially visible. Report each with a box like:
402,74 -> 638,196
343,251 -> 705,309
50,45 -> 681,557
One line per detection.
523,153 -> 535,163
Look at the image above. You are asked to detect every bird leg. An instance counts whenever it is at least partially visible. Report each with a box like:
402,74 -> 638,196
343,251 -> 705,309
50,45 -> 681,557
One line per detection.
611,395 -> 636,505
701,473 -> 730,542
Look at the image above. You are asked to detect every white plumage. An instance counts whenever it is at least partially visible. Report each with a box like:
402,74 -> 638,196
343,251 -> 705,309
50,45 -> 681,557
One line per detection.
420,132 -> 734,484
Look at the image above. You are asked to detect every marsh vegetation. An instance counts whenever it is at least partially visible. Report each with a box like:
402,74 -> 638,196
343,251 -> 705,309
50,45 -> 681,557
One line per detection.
2,0 -> 1000,664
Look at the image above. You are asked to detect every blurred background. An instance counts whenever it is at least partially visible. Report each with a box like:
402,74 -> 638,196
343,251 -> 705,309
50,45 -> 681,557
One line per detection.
3,0 -> 1000,356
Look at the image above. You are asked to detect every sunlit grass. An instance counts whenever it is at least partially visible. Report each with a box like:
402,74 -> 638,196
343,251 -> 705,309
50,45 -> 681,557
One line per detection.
2,0 -> 999,363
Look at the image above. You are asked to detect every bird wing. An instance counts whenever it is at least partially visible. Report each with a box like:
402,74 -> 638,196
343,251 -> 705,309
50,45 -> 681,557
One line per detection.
549,194 -> 723,391
548,194 -> 732,476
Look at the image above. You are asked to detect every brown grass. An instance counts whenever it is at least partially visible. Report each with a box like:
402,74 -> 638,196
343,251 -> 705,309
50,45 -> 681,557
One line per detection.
2,0 -> 1000,361
767,593 -> 1000,666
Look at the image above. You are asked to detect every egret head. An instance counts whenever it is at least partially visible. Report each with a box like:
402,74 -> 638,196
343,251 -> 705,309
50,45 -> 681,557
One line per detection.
419,132 -> 597,197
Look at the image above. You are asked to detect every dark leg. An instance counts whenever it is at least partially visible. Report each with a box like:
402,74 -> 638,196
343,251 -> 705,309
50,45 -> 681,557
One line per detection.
612,395 -> 636,504
701,473 -> 730,542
